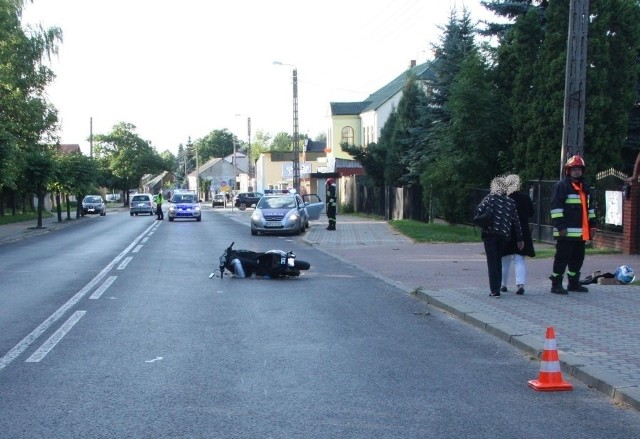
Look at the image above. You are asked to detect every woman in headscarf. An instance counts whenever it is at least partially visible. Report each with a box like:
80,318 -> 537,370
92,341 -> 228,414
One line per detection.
475,175 -> 524,297
500,174 -> 535,295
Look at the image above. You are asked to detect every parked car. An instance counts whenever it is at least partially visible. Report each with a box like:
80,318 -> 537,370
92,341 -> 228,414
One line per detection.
301,194 -> 324,220
250,192 -> 323,235
168,192 -> 202,222
212,194 -> 226,208
82,195 -> 106,216
234,192 -> 264,210
130,193 -> 155,216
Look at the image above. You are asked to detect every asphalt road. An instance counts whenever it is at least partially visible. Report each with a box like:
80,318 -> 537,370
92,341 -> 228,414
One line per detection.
1,208 -> 640,438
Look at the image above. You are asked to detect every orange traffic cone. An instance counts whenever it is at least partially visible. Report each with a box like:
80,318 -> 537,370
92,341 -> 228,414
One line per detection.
528,326 -> 573,391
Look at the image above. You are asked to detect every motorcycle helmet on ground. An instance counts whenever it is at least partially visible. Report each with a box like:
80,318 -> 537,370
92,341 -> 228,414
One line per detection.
564,155 -> 586,176
614,265 -> 635,284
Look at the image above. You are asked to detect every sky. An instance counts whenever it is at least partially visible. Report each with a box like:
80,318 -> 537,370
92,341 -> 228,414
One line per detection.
22,0 -> 499,156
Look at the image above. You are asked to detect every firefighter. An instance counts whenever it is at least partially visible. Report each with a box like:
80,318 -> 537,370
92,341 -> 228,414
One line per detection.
326,178 -> 337,231
549,155 -> 598,294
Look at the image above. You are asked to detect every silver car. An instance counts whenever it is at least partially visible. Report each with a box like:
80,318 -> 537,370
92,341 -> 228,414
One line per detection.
250,193 -> 324,236
130,193 -> 154,216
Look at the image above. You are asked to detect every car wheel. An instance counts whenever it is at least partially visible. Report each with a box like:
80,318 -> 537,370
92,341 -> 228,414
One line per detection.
239,203 -> 247,211
169,217 -> 174,222
130,212 -> 134,216
251,229 -> 257,236
196,216 -> 201,222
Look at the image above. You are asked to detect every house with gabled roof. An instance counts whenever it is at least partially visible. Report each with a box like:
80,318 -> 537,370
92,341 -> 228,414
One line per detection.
326,60 -> 435,176
142,171 -> 175,196
187,153 -> 248,199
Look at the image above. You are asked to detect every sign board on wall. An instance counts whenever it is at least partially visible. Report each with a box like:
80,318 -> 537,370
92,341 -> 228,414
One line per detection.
605,190 -> 622,226
282,162 -> 311,178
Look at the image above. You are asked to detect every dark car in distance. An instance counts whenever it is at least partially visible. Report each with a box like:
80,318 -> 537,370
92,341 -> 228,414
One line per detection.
82,195 -> 106,216
234,192 -> 263,210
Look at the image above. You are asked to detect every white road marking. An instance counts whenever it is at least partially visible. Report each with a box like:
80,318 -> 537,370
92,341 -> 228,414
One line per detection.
145,357 -> 163,363
0,222 -> 156,373
26,311 -> 86,362
117,256 -> 133,270
142,237 -> 149,243
90,276 -> 117,299
133,245 -> 143,253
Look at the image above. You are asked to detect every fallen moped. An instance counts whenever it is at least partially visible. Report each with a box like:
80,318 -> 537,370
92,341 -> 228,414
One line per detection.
209,242 -> 310,279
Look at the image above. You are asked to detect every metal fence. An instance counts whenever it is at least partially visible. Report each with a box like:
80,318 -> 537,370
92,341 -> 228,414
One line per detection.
351,175 -> 624,245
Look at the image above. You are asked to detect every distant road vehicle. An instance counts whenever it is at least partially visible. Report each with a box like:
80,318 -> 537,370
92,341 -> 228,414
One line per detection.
130,193 -> 154,216
82,195 -> 106,216
234,192 -> 264,210
212,194 -> 226,208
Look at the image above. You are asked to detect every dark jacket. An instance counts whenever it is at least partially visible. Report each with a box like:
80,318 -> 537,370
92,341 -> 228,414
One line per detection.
550,176 -> 597,240
502,191 -> 535,257
476,193 -> 523,241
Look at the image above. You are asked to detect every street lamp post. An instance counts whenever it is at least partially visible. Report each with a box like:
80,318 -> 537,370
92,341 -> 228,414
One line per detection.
230,137 -> 237,212
274,61 -> 300,193
235,114 -> 252,184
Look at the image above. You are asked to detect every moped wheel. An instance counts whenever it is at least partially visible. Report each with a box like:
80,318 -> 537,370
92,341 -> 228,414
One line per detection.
294,260 -> 310,270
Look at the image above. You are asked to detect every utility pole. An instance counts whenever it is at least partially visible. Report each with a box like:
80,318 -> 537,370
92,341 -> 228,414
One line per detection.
560,0 -> 589,178
89,117 -> 93,158
292,68 -> 300,193
247,116 -> 252,181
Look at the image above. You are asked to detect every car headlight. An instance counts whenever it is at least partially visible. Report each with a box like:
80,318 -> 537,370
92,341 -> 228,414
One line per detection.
195,205 -> 201,211
288,213 -> 299,221
251,211 -> 262,221
169,205 -> 176,212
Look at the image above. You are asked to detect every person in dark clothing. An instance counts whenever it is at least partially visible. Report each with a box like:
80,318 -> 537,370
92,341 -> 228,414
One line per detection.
549,155 -> 598,294
501,174 -> 535,295
326,178 -> 337,231
476,175 -> 524,298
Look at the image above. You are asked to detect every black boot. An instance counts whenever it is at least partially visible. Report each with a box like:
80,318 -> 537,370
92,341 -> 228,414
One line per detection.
549,275 -> 568,295
568,273 -> 589,292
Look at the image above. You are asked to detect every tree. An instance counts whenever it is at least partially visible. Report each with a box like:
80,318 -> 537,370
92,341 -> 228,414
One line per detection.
271,132 -> 293,151
383,74 -> 428,186
495,8 -> 545,174
0,0 -> 62,217
520,0 -> 640,179
249,130 -> 273,162
193,129 -> 235,164
51,150 -> 97,220
479,0 -> 549,37
93,122 -> 167,204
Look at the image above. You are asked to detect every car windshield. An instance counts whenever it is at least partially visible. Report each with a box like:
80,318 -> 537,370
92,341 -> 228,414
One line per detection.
84,196 -> 101,203
132,195 -> 149,202
174,194 -> 196,203
259,197 -> 296,209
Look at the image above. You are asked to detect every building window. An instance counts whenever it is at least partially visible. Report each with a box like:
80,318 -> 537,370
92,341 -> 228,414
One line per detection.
341,126 -> 354,146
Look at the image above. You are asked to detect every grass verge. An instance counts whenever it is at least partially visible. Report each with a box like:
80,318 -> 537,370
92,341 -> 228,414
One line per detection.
388,219 -> 622,258
0,211 -> 53,226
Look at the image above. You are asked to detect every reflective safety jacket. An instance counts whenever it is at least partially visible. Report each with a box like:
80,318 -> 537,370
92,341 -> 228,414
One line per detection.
550,177 -> 597,240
